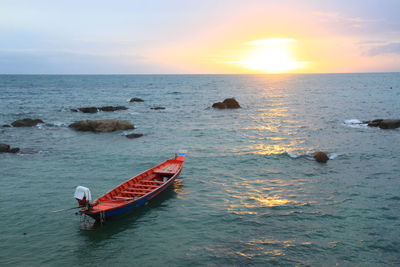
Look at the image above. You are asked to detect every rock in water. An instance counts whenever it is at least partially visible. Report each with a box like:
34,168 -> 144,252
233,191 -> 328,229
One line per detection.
11,118 -> 44,127
69,120 -> 134,132
125,133 -> 144,139
9,147 -> 20,153
78,107 -> 98,113
367,119 -> 383,127
378,119 -> 400,129
150,107 -> 166,110
365,119 -> 400,129
2,124 -> 11,127
223,98 -> 241,109
99,106 -> 128,112
0,143 -> 10,152
212,98 -> 241,109
313,151 -> 329,163
212,102 -> 226,109
129,98 -> 144,102
0,143 -> 20,153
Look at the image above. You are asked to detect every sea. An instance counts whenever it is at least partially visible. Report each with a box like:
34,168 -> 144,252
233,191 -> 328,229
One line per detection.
0,74 -> 399,266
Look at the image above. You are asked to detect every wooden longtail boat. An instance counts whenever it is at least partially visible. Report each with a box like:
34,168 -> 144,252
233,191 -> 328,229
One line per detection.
75,151 -> 186,222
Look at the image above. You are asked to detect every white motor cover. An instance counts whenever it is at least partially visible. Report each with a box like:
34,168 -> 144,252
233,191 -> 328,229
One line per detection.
74,186 -> 92,201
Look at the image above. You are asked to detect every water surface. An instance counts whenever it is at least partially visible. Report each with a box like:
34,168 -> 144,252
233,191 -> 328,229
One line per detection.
1,74 -> 399,266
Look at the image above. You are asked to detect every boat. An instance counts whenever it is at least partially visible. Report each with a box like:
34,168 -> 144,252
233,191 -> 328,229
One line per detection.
74,151 -> 186,222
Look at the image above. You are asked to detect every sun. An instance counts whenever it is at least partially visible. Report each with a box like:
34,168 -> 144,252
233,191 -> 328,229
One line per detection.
238,38 -> 308,73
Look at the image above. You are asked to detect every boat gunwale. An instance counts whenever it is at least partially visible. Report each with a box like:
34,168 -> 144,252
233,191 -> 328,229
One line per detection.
81,160 -> 183,215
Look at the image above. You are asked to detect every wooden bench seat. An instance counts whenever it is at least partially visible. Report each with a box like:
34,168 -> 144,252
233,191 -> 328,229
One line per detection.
126,187 -> 152,191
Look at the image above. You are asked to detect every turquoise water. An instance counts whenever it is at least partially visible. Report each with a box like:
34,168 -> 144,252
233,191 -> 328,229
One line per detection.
1,74 -> 399,266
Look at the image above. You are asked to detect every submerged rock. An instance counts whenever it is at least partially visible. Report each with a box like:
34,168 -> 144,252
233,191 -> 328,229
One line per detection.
74,106 -> 128,113
313,151 -> 329,163
99,106 -> 128,112
151,106 -> 166,110
0,143 -> 20,153
69,120 -> 134,132
129,98 -> 144,102
212,98 -> 241,109
11,118 -> 44,127
0,144 -> 10,152
366,119 -> 400,129
9,147 -> 20,153
125,133 -> 144,139
78,107 -> 98,113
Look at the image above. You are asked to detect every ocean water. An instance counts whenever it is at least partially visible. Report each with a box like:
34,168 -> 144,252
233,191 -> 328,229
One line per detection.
0,74 -> 399,266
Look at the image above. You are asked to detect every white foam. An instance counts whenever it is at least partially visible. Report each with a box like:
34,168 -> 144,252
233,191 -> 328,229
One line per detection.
344,119 -> 362,124
343,119 -> 367,128
36,123 -> 44,129
52,122 -> 67,127
286,152 -> 299,158
329,153 -> 339,160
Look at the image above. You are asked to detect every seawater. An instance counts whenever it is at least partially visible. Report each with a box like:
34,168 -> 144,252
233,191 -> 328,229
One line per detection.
0,74 -> 399,266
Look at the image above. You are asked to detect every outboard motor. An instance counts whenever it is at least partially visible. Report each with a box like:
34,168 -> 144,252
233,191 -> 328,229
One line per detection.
74,186 -> 92,207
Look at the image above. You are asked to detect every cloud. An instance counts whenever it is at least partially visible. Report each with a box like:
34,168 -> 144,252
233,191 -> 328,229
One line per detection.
312,11 -> 380,28
364,42 -> 400,56
312,11 -> 380,23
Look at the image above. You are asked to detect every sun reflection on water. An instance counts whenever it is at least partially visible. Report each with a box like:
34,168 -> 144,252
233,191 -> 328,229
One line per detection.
172,179 -> 184,195
246,141 -> 304,155
250,195 -> 300,207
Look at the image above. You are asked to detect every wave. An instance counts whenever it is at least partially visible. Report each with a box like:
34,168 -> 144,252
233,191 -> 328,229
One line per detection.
329,153 -> 339,160
343,119 -> 368,128
284,151 -> 339,160
35,122 -> 68,129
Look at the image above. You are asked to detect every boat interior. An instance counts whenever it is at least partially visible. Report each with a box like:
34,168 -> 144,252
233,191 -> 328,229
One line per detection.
90,160 -> 182,211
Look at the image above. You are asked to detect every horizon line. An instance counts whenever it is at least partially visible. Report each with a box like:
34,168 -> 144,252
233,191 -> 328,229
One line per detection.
0,71 -> 399,76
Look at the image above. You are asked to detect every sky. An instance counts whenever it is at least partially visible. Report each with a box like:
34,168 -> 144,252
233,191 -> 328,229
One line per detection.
1,0 -> 400,74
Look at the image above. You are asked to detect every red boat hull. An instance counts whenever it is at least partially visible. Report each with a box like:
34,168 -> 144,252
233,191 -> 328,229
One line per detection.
79,152 -> 186,221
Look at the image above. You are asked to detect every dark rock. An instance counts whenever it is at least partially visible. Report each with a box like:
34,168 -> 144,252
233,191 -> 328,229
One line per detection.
2,124 -> 11,127
367,119 -> 383,127
69,120 -> 134,132
212,102 -> 226,109
130,98 -> 144,102
378,119 -> 400,129
125,133 -> 144,139
151,107 -> 166,110
313,151 -> 329,163
78,107 -> 98,113
0,144 -> 19,153
11,118 -> 44,127
212,98 -> 241,109
223,98 -> 241,109
366,119 -> 400,129
99,106 -> 128,112
9,147 -> 20,153
0,143 -> 10,152
70,109 -> 79,112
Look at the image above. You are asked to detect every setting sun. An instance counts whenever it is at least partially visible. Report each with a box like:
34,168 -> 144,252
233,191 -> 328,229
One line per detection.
237,38 -> 308,73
